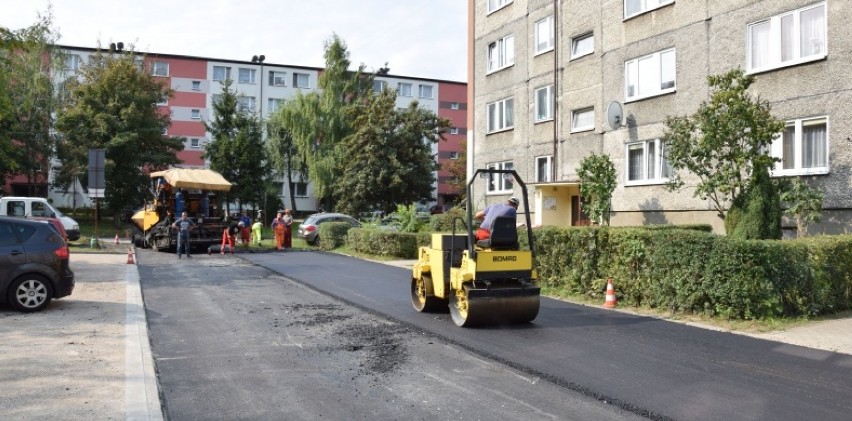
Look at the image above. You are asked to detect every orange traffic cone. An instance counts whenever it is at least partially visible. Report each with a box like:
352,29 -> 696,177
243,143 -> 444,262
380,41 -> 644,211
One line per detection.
126,248 -> 135,265
603,278 -> 617,308
114,233 -> 120,245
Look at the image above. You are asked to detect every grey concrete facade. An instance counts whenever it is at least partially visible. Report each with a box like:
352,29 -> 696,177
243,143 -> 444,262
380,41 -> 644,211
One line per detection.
471,0 -> 849,235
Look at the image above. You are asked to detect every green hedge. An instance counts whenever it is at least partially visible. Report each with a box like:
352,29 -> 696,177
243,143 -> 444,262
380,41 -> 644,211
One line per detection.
318,222 -> 358,250
534,226 -> 852,319
347,228 -> 431,258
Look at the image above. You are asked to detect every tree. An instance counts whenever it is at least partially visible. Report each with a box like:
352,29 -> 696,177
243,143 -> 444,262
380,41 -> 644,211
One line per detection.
334,89 -> 447,216
282,34 -> 371,211
0,10 -> 62,194
780,177 -> 824,237
266,112 -> 307,213
55,47 -> 183,221
203,78 -> 269,212
664,68 -> 785,235
725,167 -> 782,240
577,153 -> 617,226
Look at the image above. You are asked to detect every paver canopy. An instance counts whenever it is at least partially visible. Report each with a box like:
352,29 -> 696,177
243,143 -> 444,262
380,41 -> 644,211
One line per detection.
149,169 -> 232,192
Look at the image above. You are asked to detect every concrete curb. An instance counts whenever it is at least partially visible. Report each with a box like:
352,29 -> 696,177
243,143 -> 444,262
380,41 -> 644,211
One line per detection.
125,258 -> 164,420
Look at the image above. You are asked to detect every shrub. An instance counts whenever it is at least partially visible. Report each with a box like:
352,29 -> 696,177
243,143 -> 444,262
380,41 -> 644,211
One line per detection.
318,222 -> 356,250
348,227 -> 431,258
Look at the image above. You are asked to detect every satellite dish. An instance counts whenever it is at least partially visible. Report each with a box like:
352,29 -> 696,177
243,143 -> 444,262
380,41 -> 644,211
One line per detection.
606,101 -> 623,130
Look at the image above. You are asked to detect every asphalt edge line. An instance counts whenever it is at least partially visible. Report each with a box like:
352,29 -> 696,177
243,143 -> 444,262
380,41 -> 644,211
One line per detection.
125,262 -> 164,420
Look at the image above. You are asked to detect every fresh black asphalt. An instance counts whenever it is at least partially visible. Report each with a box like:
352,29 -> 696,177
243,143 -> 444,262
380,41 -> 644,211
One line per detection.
244,250 -> 852,421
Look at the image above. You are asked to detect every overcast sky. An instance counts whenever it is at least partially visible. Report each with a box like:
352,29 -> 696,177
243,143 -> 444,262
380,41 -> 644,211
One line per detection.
1,0 -> 468,81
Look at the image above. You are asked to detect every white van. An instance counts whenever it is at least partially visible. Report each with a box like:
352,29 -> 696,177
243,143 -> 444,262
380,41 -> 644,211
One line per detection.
0,197 -> 81,241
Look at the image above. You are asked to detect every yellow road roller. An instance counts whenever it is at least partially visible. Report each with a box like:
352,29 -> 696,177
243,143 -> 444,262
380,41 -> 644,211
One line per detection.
411,169 -> 540,327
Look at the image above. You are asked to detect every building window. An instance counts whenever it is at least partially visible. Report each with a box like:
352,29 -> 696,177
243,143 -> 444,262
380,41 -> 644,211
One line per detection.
535,16 -> 554,55
450,151 -> 459,160
293,73 -> 309,88
571,107 -> 595,132
190,138 -> 200,149
625,48 -> 676,102
536,156 -> 552,183
487,35 -> 515,73
626,139 -> 671,184
65,54 -> 81,71
268,98 -> 282,113
237,97 -> 256,113
152,62 -> 169,77
450,127 -> 460,135
238,68 -> 256,84
450,102 -> 460,110
373,80 -> 387,93
487,161 -> 514,193
747,2 -> 826,74
213,66 -> 231,81
534,85 -> 553,122
269,71 -> 287,86
397,82 -> 412,97
487,97 -> 514,133
487,0 -> 513,14
288,182 -> 308,197
624,0 -> 674,20
772,116 -> 828,175
191,81 -> 201,91
156,95 -> 168,106
571,33 -> 594,59
191,109 -> 201,119
418,84 -> 434,99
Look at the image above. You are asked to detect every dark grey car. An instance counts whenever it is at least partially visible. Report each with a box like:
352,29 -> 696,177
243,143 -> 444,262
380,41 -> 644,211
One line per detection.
0,216 -> 74,312
298,213 -> 360,246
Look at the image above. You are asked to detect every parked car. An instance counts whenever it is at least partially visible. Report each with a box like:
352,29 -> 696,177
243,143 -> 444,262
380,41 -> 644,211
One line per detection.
0,216 -> 74,312
298,213 -> 361,246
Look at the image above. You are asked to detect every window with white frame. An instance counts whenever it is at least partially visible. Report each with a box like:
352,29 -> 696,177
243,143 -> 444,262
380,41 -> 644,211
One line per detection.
238,68 -> 256,84
571,33 -> 594,59
237,96 -> 256,112
772,116 -> 828,175
397,82 -> 412,97
293,73 -> 309,88
192,81 -> 201,91
373,80 -> 387,93
487,0 -> 512,14
536,156 -> 553,182
624,0 -> 674,20
450,102 -> 460,110
535,16 -> 554,54
211,94 -> 221,106
487,97 -> 514,133
156,95 -> 168,106
190,138 -> 200,149
571,107 -> 595,132
747,2 -> 826,73
487,35 -> 514,73
191,109 -> 201,119
268,98 -> 282,113
294,182 -> 308,197
450,127 -> 460,135
418,84 -> 433,99
269,71 -> 286,86
65,54 -> 81,71
450,151 -> 459,160
625,48 -> 676,101
625,139 -> 671,184
152,62 -> 169,77
212,66 -> 231,81
535,85 -> 553,122
487,161 -> 514,193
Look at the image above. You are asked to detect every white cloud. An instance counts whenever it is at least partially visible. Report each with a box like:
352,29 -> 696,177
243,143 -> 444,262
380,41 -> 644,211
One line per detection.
0,0 -> 467,81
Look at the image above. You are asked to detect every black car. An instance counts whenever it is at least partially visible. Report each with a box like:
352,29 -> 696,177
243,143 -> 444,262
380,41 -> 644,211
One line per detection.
0,216 -> 74,312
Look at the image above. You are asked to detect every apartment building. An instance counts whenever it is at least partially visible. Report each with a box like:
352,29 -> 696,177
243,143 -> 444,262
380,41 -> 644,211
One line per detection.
470,0 -> 847,235
15,45 -> 466,212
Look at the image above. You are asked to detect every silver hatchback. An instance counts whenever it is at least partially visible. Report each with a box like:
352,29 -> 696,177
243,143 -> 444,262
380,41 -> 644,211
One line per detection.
298,213 -> 360,246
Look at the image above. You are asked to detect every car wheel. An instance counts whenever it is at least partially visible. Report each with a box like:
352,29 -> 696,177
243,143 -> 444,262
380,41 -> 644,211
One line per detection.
9,274 -> 53,312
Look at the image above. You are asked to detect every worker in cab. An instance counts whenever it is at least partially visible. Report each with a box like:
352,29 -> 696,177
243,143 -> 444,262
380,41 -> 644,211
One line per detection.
474,197 -> 519,241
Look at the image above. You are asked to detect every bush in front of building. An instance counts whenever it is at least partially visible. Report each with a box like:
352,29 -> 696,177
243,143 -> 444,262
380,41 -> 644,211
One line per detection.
318,222 -> 358,250
533,225 -> 852,319
347,228 -> 430,258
